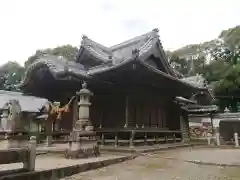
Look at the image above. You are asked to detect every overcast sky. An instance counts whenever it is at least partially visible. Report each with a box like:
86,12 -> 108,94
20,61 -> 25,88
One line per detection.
0,0 -> 239,66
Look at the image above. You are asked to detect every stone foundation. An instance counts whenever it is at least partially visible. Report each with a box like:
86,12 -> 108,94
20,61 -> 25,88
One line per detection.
65,142 -> 100,159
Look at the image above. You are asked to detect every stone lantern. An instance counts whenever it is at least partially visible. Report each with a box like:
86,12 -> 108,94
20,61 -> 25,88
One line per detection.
76,82 -> 93,132
65,82 -> 100,159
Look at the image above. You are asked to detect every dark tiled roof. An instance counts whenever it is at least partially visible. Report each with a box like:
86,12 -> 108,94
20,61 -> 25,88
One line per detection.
110,29 -> 159,62
80,37 -> 114,62
175,96 -> 197,104
186,104 -> 218,113
77,29 -> 160,66
214,112 -> 240,119
21,55 -> 88,86
20,29 -> 207,92
0,90 -> 49,112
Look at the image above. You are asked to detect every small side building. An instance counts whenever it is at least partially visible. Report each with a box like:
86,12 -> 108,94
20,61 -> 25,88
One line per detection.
0,90 -> 49,133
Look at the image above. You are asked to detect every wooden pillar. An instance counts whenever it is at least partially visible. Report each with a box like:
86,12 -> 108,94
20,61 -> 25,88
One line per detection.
45,117 -> 53,147
114,132 -> 118,148
124,95 -> 129,128
99,111 -> 103,128
144,132 -> 148,145
173,133 -> 176,142
165,134 -> 168,143
101,134 -> 105,146
155,135 -> 159,145
72,97 -> 78,129
129,130 -> 135,148
180,111 -> 190,142
71,97 -> 78,141
210,113 -> 214,136
54,121 -> 60,131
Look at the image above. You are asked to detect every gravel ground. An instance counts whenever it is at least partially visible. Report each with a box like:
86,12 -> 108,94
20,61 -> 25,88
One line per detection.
63,148 -> 240,180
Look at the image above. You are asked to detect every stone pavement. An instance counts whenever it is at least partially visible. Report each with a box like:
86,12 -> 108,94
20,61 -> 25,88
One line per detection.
36,142 -> 193,154
62,148 -> 240,180
0,154 -> 125,172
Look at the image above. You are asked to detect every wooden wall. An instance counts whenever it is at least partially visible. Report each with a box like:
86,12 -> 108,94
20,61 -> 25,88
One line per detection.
89,90 -> 181,130
56,86 -> 182,131
90,94 -> 125,128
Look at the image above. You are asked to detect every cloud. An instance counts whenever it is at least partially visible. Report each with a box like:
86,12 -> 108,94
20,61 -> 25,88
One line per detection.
0,0 -> 239,66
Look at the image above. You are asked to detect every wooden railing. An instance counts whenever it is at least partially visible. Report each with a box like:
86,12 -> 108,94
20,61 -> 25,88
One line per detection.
0,136 -> 36,176
96,128 -> 182,148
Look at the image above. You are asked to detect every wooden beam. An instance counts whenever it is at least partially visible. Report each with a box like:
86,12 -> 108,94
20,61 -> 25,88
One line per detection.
124,95 -> 129,128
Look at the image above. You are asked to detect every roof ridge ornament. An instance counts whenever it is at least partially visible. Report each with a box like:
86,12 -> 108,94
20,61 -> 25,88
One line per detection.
81,34 -> 88,45
82,34 -> 88,40
36,50 -> 47,58
108,55 -> 112,60
152,28 -> 159,33
82,81 -> 87,89
132,48 -> 140,60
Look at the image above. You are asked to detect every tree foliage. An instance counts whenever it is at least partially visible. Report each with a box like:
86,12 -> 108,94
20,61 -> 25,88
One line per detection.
24,45 -> 78,68
205,45 -> 240,111
219,25 -> 240,50
0,61 -> 24,91
1,45 -> 78,91
169,25 -> 240,112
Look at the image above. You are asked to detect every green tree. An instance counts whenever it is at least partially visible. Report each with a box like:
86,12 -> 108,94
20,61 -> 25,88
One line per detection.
24,45 -> 78,68
169,54 -> 190,76
0,61 -> 25,91
207,45 -> 240,112
219,25 -> 240,50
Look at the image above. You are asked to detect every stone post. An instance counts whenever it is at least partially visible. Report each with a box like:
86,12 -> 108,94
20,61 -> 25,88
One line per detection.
23,136 -> 36,171
1,107 -> 9,131
207,136 -> 211,145
234,132 -> 239,147
216,132 -> 220,146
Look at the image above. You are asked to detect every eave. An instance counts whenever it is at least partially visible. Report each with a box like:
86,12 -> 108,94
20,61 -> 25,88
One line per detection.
76,36 -> 114,64
20,55 -> 89,88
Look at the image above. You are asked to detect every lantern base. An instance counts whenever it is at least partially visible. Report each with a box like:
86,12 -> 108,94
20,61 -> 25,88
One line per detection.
65,141 -> 100,159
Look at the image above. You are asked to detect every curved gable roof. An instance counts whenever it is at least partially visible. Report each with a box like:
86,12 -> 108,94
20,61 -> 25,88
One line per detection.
20,29 -> 206,93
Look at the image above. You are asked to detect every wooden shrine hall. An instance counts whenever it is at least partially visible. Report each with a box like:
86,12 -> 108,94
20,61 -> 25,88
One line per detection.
20,29 -> 210,146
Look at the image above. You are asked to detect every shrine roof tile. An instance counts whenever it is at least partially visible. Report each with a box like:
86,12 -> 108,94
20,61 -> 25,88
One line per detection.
20,29 -> 208,93
77,29 -> 160,65
0,90 -> 49,112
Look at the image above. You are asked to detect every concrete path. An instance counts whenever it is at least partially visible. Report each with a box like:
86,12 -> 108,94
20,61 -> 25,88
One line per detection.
62,148 -> 240,180
159,148 -> 240,166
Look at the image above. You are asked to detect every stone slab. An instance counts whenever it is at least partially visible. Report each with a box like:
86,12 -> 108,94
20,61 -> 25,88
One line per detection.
0,154 -> 136,180
100,143 -> 194,154
36,143 -> 194,155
